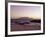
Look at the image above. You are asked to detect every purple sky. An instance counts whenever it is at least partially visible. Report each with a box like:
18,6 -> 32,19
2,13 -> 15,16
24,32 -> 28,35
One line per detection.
10,5 -> 41,19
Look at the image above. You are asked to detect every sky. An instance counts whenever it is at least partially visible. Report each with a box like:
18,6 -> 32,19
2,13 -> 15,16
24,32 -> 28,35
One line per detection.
10,5 -> 41,19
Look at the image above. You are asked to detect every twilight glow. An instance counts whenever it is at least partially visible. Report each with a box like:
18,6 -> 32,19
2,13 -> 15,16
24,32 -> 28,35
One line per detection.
10,5 -> 41,19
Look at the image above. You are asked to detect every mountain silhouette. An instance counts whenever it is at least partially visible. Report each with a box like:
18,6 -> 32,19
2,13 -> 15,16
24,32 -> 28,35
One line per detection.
11,17 -> 41,25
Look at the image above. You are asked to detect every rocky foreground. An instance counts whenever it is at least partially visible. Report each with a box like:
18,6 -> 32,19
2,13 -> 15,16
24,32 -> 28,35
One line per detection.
11,22 -> 41,31
11,17 -> 41,31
